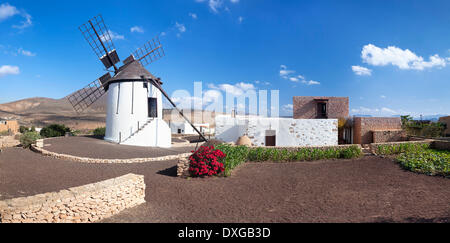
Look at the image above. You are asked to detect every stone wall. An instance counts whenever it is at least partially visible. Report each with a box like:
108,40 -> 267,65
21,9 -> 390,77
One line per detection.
177,156 -> 190,178
353,117 -> 403,144
293,96 -> 349,119
216,116 -> 338,147
0,174 -> 145,223
372,130 -> 407,143
438,116 -> 450,136
0,136 -> 20,148
31,143 -> 191,164
432,140 -> 450,150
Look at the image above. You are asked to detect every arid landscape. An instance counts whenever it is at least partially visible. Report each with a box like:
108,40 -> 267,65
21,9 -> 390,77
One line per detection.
0,94 -> 107,131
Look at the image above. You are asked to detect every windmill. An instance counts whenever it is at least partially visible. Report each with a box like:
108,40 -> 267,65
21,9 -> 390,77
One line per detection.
67,15 -> 207,147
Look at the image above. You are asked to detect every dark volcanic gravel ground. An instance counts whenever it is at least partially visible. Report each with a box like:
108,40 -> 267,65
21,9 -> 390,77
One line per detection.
43,136 -> 194,159
0,148 -> 449,223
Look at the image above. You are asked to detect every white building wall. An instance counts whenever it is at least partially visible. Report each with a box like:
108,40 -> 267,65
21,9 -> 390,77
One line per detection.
215,115 -> 338,147
105,81 -> 171,147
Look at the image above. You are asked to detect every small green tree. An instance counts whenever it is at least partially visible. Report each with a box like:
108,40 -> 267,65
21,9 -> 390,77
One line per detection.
20,131 -> 41,148
19,126 -> 29,134
93,127 -> 106,137
40,124 -> 71,138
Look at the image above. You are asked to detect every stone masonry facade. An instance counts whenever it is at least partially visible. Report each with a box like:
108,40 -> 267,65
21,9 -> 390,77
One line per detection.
0,174 -> 145,223
439,116 -> 450,136
353,117 -> 403,144
372,130 -> 407,143
293,96 -> 349,119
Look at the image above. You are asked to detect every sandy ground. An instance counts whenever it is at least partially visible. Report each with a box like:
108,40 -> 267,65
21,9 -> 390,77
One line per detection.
43,136 -> 195,159
0,147 -> 448,223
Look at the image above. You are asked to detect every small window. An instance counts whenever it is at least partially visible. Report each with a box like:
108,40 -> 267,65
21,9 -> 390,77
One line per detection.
317,102 -> 327,119
148,98 -> 158,118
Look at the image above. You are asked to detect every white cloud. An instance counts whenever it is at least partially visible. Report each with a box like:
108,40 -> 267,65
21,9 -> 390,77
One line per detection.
18,48 -> 35,57
189,13 -> 198,19
282,104 -> 293,113
0,3 -> 19,21
280,65 -> 320,85
101,30 -> 124,41
306,80 -> 320,85
380,95 -> 386,99
209,82 -> 256,96
238,16 -> 244,23
361,44 -> 446,70
279,65 -> 295,78
208,0 -> 223,13
230,0 -> 240,3
175,22 -> 186,37
175,22 -> 186,33
130,26 -> 144,33
0,65 -> 20,77
352,65 -> 372,76
12,12 -> 32,29
0,3 -> 32,30
196,0 -> 225,13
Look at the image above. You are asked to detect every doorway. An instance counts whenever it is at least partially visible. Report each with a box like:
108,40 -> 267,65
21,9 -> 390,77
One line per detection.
265,130 -> 276,146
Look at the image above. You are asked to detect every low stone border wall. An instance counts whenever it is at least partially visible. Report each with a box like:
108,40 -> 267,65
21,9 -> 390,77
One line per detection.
432,140 -> 450,150
177,156 -> 190,178
31,144 -> 191,164
0,136 -> 20,148
0,174 -> 145,223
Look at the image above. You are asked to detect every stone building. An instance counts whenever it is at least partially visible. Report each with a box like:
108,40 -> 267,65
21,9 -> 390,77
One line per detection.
0,119 -> 19,134
293,96 -> 349,119
439,116 -> 450,137
215,115 -> 338,147
353,117 -> 406,144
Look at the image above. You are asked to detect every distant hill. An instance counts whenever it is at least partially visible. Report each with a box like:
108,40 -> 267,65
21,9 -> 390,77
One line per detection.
413,114 -> 449,121
0,93 -> 107,130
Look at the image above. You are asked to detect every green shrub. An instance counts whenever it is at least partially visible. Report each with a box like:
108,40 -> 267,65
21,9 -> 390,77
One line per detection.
397,148 -> 449,177
214,145 -> 363,176
19,126 -> 29,133
0,130 -> 11,136
93,127 -> 106,137
376,143 -> 430,155
215,144 -> 249,176
20,131 -> 41,148
40,124 -> 71,138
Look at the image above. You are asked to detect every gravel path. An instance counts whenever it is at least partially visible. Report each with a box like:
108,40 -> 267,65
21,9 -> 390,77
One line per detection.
42,136 -> 194,159
0,148 -> 449,223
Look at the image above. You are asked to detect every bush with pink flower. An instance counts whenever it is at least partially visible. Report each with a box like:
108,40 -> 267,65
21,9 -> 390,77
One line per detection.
189,146 -> 226,177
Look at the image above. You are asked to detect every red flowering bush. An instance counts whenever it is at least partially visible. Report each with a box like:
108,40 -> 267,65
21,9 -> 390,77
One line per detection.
189,146 -> 226,177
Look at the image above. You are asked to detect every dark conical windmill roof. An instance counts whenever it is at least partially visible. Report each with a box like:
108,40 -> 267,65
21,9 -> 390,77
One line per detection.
108,60 -> 157,82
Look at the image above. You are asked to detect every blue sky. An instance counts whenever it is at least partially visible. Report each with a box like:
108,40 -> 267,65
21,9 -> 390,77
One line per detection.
1,0 -> 450,117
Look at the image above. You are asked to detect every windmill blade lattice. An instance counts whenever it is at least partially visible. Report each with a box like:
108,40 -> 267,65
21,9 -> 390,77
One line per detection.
79,14 -> 120,70
133,36 -> 165,67
67,79 -> 106,113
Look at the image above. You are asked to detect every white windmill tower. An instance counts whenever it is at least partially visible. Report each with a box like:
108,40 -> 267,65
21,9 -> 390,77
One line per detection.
67,15 -> 207,148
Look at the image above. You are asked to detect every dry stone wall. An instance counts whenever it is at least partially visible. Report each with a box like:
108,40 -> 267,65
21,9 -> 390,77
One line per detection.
0,174 -> 145,223
372,130 -> 407,143
31,144 -> 191,164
